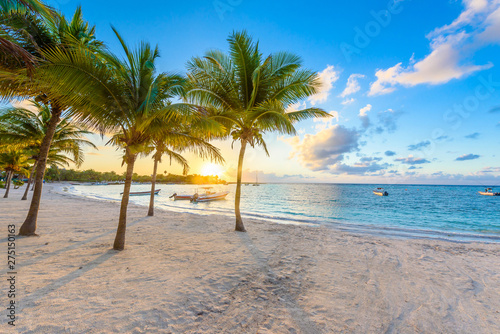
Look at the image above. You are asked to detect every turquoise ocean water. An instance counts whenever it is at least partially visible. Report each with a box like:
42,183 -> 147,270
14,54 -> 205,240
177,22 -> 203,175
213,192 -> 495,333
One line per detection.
66,183 -> 500,243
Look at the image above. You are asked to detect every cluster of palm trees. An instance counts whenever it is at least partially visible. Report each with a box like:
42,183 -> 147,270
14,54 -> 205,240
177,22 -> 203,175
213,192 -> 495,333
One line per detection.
0,0 -> 329,250
0,100 -> 95,199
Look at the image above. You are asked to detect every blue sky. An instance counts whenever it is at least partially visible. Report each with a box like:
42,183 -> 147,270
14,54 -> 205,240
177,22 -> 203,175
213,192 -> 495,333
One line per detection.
35,0 -> 500,185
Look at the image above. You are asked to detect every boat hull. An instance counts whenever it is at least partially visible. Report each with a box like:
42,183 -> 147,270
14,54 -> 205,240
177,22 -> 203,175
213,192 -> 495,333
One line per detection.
123,189 -> 161,196
171,194 -> 193,200
192,191 -> 229,202
479,191 -> 500,196
373,191 -> 388,196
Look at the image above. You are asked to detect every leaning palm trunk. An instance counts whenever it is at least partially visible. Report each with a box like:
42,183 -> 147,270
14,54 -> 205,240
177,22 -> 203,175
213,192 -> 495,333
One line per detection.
19,106 -> 62,236
113,152 -> 137,250
3,170 -> 12,198
234,140 -> 247,232
22,162 -> 37,200
147,156 -> 159,217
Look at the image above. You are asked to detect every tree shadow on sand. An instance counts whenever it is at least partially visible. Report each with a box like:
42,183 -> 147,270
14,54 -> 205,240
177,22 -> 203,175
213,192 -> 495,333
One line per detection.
0,216 -> 151,276
235,231 -> 321,334
21,249 -> 117,307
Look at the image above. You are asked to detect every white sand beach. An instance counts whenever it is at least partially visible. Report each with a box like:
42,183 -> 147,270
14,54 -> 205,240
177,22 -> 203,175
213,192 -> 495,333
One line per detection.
1,184 -> 499,333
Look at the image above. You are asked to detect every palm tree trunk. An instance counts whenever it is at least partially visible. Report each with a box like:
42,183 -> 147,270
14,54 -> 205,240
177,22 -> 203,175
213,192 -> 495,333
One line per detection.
113,150 -> 137,250
147,156 -> 159,216
22,162 -> 37,200
234,140 -> 247,232
3,170 -> 12,198
19,105 -> 62,236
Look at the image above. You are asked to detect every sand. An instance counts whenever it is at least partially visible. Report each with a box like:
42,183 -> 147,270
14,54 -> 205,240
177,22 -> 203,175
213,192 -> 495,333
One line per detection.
0,183 -> 499,333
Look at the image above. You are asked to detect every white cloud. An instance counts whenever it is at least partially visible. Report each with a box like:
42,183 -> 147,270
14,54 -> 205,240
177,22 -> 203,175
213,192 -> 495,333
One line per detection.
341,98 -> 355,105
286,101 -> 307,113
358,104 -> 372,129
287,125 -> 360,171
313,110 -> 340,131
369,0 -> 500,96
428,0 -> 490,38
395,155 -> 431,165
286,125 -> 392,176
359,104 -> 372,117
477,5 -> 500,43
340,74 -> 365,98
308,65 -> 340,105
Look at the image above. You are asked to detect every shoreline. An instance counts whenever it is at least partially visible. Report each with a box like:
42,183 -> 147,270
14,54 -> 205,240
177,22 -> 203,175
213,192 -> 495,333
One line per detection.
55,182 -> 500,244
0,184 -> 499,333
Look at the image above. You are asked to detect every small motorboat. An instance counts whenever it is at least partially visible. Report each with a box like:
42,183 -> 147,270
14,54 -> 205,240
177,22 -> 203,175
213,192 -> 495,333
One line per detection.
190,187 -> 230,203
169,192 -> 194,200
70,183 -> 81,185
122,189 -> 161,196
92,181 -> 108,186
373,188 -> 388,196
478,188 -> 500,196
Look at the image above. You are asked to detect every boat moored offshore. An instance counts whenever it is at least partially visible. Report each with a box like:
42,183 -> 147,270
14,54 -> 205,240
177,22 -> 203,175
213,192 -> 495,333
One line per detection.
122,189 -> 161,196
373,188 -> 389,196
478,188 -> 500,196
190,187 -> 230,203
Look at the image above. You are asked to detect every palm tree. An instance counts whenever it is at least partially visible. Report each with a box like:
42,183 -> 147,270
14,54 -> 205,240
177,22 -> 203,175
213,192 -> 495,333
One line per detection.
0,0 -> 53,74
145,121 -> 224,216
0,149 -> 31,198
186,31 -> 331,232
0,5 -> 103,235
39,28 -> 220,250
0,101 -> 96,200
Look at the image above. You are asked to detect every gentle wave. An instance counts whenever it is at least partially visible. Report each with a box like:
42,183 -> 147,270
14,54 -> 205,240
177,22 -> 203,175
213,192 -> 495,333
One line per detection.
57,183 -> 500,243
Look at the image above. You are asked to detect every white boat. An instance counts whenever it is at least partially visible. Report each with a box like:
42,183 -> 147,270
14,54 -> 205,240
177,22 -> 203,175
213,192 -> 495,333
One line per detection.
169,191 -> 195,200
191,187 -> 229,203
373,187 -> 388,196
479,188 -> 500,196
123,189 -> 161,196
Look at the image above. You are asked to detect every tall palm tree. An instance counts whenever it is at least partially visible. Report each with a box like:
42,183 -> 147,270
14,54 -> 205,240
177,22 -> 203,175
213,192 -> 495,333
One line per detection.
145,121 -> 224,216
38,28 -> 220,250
0,101 -> 96,200
186,31 -> 331,232
0,0 -> 53,74
0,5 -> 103,235
0,149 -> 31,198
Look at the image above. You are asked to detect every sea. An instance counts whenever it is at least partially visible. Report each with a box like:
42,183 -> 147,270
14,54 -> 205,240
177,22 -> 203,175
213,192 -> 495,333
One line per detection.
64,183 -> 500,243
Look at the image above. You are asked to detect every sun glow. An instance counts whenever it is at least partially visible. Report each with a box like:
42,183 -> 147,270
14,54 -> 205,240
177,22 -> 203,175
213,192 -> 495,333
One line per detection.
200,163 -> 224,177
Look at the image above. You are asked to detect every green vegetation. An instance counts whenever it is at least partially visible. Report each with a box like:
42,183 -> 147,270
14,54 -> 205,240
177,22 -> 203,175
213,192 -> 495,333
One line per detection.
0,1 -> 328,250
43,166 -> 227,184
0,101 -> 96,200
186,31 -> 329,231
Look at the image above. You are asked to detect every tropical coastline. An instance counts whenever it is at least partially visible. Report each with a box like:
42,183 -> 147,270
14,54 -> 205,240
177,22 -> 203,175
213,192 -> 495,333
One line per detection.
2,1 -> 500,333
61,182 -> 500,244
1,184 -> 499,333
